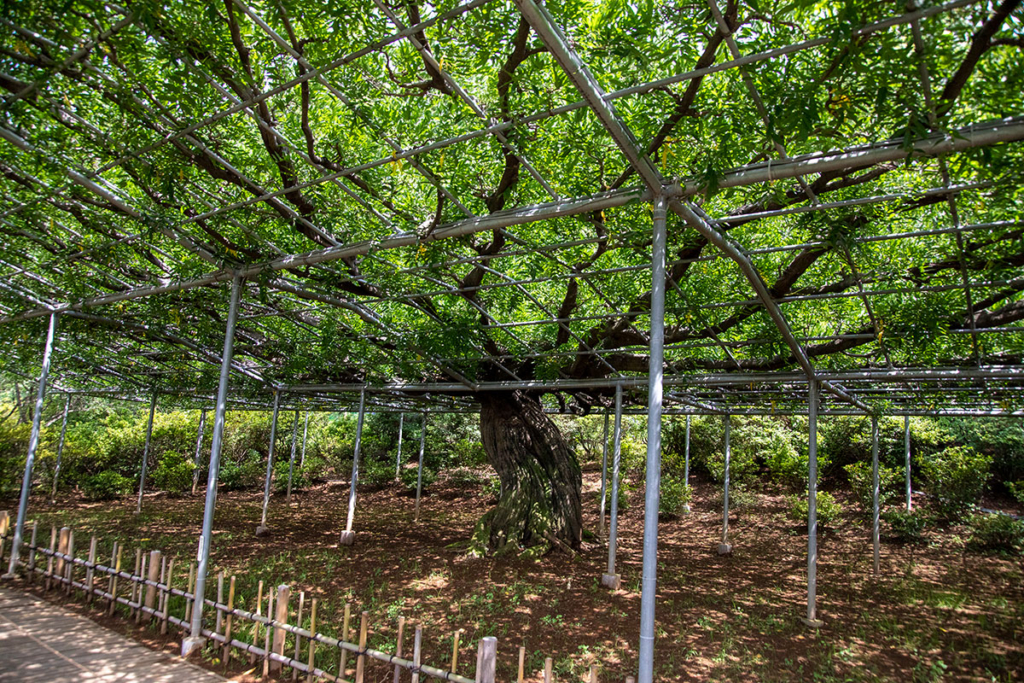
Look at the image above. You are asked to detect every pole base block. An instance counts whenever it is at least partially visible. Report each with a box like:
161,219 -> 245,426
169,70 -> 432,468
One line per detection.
1,572 -> 17,581
683,504 -> 691,514
717,543 -> 733,555
255,525 -> 271,537
601,573 -> 621,590
800,617 -> 824,629
339,530 -> 356,546
181,636 -> 206,658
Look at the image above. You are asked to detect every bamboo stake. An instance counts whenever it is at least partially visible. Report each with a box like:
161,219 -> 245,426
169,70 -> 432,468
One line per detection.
64,530 -> 75,595
355,611 -> 368,683
86,536 -> 97,604
222,575 -> 235,661
393,616 -> 406,683
306,598 -> 318,683
131,548 -> 142,620
544,657 -> 553,683
136,552 -> 147,624
44,526 -> 55,591
252,580 -> 265,666
55,526 -> 69,582
162,560 -> 175,635
517,646 -> 525,683
338,602 -> 351,677
589,664 -> 597,683
293,591 -> 306,682
410,625 -> 422,683
271,584 -> 291,674
185,562 -> 196,623
143,550 -> 161,623
264,591 -> 275,680
108,544 -> 122,616
26,521 -> 38,580
451,628 -> 463,673
215,571 -> 225,636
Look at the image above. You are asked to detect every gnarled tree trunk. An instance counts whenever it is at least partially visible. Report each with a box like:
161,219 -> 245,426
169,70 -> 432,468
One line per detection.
472,392 -> 582,556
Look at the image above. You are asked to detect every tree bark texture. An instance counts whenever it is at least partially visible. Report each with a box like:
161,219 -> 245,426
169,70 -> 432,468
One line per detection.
473,392 -> 582,556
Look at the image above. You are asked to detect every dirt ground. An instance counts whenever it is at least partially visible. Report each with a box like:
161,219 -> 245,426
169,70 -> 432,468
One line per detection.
3,468 -> 1022,682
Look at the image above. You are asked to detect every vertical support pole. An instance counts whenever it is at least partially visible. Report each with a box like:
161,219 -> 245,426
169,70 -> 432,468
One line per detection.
637,196 -> 667,683
341,389 -> 366,545
803,379 -> 822,628
393,616 -> 406,683
599,412 -> 610,535
395,414 -> 404,480
86,536 -> 97,604
477,637 -> 497,683
55,526 -> 70,580
355,611 -> 369,683
192,409 -> 207,495
221,575 -> 235,657
136,390 -> 158,514
63,530 -> 74,595
602,384 -> 623,589
306,598 -> 318,683
683,415 -> 691,513
183,275 -> 242,657
27,521 -> 37,579
719,416 -> 732,554
50,394 -> 70,502
286,410 -> 300,503
872,415 -> 880,575
904,415 -> 912,512
163,560 -> 176,635
410,625 -> 422,683
4,311 -> 57,579
415,411 -> 427,523
260,390 -> 281,532
300,411 -> 310,469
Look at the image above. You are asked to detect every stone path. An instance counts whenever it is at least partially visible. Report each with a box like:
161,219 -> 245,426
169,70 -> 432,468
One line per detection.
0,585 -> 227,682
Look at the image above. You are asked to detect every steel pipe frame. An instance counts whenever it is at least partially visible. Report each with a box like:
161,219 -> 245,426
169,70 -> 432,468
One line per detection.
605,383 -> 624,580
285,410 -> 300,503
300,411 -> 310,469
260,390 -> 281,528
344,389 -> 367,535
805,379 -> 821,627
183,274 -> 242,657
395,414 -> 404,480
414,412 -> 427,523
50,394 -> 71,502
135,390 -> 158,514
722,415 -> 731,546
871,416 -> 881,575
192,408 -> 208,496
905,416 -> 913,512
599,412 -> 610,535
3,311 -> 57,578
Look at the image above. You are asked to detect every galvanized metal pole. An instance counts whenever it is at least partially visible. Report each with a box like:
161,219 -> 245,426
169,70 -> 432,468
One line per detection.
603,384 -> 624,589
50,395 -> 71,503
599,412 -> 610,535
720,415 -> 732,553
683,415 -> 691,513
286,410 -> 299,502
136,391 -> 158,514
871,416 -> 880,575
415,412 -> 427,523
300,411 -> 310,469
259,390 -> 280,531
183,275 -> 242,657
804,379 -> 822,627
191,409 -> 207,495
637,196 -> 667,683
904,415 -> 912,511
341,389 -> 366,544
4,311 -> 57,579
395,414 -> 404,480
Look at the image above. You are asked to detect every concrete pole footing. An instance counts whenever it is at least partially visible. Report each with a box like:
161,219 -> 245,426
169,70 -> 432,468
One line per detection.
255,525 -> 271,537
717,543 -> 733,555
800,617 -> 824,629
181,636 -> 206,657
339,531 -> 356,546
601,573 -> 620,590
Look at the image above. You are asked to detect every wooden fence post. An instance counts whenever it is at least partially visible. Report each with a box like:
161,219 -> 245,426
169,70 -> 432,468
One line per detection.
393,616 -> 406,683
86,536 -> 97,604
26,521 -> 38,580
222,575 -> 235,661
63,530 -> 75,594
143,550 -> 161,623
476,637 -> 496,683
162,559 -> 175,635
338,603 -> 351,678
355,611 -> 369,683
271,584 -> 291,674
108,544 -> 122,616
44,526 -> 56,590
54,526 -> 69,585
306,598 -> 318,683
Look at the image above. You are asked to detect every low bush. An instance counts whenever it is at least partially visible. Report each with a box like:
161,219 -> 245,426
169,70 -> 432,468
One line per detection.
445,467 -> 486,487
151,450 -> 195,495
845,461 -> 902,513
361,458 -> 396,488
82,471 -> 133,500
1008,480 -> 1024,506
966,513 -> 1024,553
787,491 -> 841,529
218,450 -> 266,491
920,446 -> 991,522
882,508 -> 929,544
483,476 -> 501,499
658,474 -> 692,519
401,462 -> 437,492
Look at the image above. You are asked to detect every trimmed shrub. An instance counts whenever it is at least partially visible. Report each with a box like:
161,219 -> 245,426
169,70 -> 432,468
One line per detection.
151,450 -> 195,495
658,474 -> 692,519
401,462 -> 437,492
920,446 -> 991,522
1008,480 -> 1024,506
82,471 -> 133,500
445,467 -> 486,487
787,491 -> 841,529
882,508 -> 929,544
845,461 -> 902,513
361,458 -> 396,488
966,513 -> 1024,553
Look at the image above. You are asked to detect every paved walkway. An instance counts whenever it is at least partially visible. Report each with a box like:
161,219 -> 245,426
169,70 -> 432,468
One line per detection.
0,585 -> 227,682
